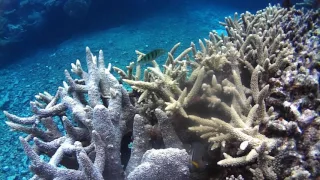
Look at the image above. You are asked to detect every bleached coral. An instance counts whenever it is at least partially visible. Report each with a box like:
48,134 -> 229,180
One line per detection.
114,4 -> 320,179
3,3 -> 320,180
4,48 -> 189,180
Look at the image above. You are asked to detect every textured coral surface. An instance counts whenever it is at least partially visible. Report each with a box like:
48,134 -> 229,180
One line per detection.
2,4 -> 320,180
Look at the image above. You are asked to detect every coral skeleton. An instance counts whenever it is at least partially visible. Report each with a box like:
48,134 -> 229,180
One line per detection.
4,48 -> 189,180
3,4 -> 320,180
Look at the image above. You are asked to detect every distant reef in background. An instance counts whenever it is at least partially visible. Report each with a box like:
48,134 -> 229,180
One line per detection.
0,0 -> 311,67
0,0 -> 175,67
0,0 -> 284,67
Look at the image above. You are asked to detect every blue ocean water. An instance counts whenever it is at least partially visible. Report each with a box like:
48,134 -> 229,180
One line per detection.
0,0 -> 318,179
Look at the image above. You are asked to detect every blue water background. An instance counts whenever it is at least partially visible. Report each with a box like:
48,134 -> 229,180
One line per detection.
0,0 -> 289,179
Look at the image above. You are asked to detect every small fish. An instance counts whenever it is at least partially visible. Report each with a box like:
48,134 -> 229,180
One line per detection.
188,142 -> 208,172
138,49 -> 166,63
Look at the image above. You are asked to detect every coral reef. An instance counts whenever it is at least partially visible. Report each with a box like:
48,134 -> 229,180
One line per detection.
3,4 -> 320,180
113,4 -> 320,179
4,47 -> 190,179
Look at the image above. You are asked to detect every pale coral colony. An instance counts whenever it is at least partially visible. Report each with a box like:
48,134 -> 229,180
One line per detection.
3,4 -> 320,180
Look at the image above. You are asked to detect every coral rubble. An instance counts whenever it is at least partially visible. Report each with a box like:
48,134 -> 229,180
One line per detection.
3,4 -> 320,180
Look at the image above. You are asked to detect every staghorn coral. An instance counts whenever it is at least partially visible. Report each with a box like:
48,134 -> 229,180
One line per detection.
3,4 -> 320,180
4,47 -> 190,180
113,4 -> 320,179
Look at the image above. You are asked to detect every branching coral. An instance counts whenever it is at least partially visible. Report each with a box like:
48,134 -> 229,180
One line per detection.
3,4 -> 320,180
113,4 -> 320,179
4,48 -> 190,180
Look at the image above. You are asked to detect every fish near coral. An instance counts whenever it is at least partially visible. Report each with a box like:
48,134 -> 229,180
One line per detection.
188,142 -> 209,172
138,49 -> 166,64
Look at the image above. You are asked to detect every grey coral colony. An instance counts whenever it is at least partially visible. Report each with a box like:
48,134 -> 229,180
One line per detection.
4,4 -> 320,180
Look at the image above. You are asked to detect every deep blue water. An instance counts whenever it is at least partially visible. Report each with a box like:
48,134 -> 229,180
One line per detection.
0,0 -> 283,67
0,0 -> 315,179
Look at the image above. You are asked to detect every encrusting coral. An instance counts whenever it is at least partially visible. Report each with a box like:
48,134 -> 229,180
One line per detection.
3,4 -> 320,180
